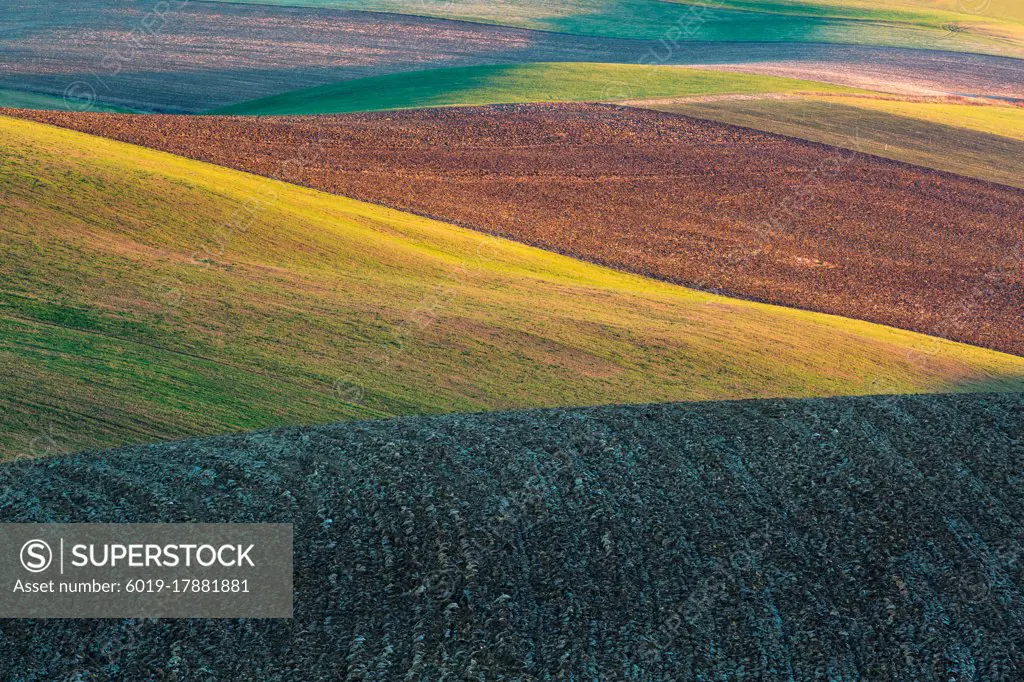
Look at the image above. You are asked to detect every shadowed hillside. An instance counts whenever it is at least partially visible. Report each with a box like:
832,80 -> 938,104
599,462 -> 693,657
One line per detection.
4,0 -> 1020,112
209,63 -> 859,115
4,115 -> 1024,457
1,392 -> 1022,679
641,96 -> 1024,188
13,104 -> 1023,357
200,0 -> 1024,57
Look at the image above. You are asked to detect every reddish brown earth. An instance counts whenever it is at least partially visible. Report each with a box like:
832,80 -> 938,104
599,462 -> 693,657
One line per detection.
9,104 -> 1023,356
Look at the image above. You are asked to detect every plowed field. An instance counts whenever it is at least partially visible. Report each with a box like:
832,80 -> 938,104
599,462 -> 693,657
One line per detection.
3,393 -> 1024,679
4,0 -> 1022,111
12,104 -> 1023,356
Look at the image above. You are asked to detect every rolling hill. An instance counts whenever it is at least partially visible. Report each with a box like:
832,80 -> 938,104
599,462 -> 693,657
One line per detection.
821,96 -> 1024,140
3,114 -> 1024,457
201,0 -> 1024,57
0,87 -> 132,113
6,2 -> 1024,679
637,96 -> 1024,188
13,104 -> 1024,357
210,62 -> 860,115
4,1 -> 1019,113
2,392 -> 1022,678
13,0 -> 865,114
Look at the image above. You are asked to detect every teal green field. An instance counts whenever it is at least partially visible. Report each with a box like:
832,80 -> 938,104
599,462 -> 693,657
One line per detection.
202,0 -> 1024,56
1,0 -> 1019,113
212,63 -> 861,115
0,87 -> 134,113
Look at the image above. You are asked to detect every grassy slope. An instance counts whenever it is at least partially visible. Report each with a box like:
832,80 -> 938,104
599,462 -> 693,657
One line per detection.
210,63 -> 860,115
642,97 -> 1024,188
815,0 -> 1022,22
0,88 -> 133,113
819,96 -> 1024,141
2,393 -> 1023,678
693,0 -> 1024,26
201,0 -> 1024,56
3,115 -> 1024,456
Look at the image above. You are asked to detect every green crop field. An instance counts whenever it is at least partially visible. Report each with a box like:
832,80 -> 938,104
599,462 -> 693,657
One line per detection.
817,96 -> 1024,141
2,115 -> 1024,457
646,97 -> 1024,188
211,63 -> 861,115
202,0 -> 1024,57
0,87 -> 133,113
697,0 -> 1023,24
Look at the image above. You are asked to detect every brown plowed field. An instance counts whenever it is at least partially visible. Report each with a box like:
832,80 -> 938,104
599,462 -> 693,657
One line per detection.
9,104 -> 1023,356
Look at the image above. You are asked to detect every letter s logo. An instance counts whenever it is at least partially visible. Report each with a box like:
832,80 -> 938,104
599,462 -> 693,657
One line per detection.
20,539 -> 52,573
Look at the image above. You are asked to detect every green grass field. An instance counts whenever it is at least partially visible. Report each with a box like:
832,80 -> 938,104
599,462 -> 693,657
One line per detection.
3,115 -> 1024,457
644,97 -> 1024,188
818,96 -> 1024,141
202,0 -> 1024,56
0,87 -> 134,113
696,0 -> 1023,24
211,63 -> 861,115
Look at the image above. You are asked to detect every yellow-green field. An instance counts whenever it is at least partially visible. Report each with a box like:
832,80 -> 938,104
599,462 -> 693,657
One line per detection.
3,115 -> 1024,457
211,63 -> 863,115
641,96 -> 1024,188
819,96 -> 1024,141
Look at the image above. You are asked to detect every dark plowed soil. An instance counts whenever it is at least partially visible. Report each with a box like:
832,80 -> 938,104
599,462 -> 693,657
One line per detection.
11,104 -> 1023,356
1,393 -> 1022,679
